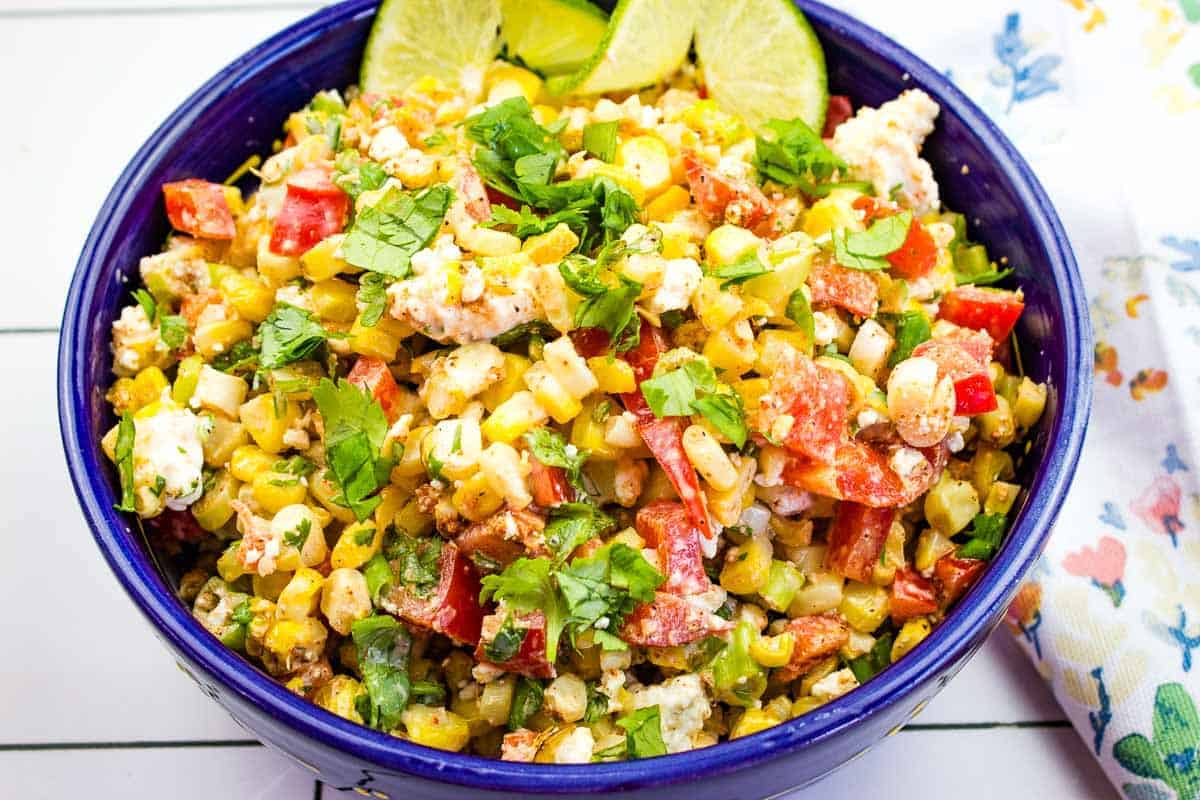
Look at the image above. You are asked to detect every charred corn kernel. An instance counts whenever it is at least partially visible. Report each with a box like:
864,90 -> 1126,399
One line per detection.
402,706 -> 471,751
616,135 -> 673,198
750,630 -> 796,667
731,708 -> 781,739
313,675 -> 365,723
872,520 -> 908,586
257,237 -> 302,285
646,645 -> 690,670
544,673 -> 588,723
481,353 -> 531,412
848,319 -> 895,382
731,378 -> 770,410
253,570 -> 292,602
194,318 -> 254,359
705,225 -> 761,266
985,481 -> 1020,515
251,471 -> 308,514
216,542 -> 246,583
238,395 -> 300,454
977,395 -> 1016,448
682,99 -> 748,145
299,234 -> 350,281
802,189 -> 865,238
789,571 -> 845,616
265,616 -> 327,657
350,314 -> 409,361
759,560 -> 804,612
694,276 -> 743,330
720,534 -> 772,595
479,675 -> 516,727
192,470 -> 240,531
644,185 -> 691,222
523,364 -> 581,424
394,496 -> 435,537
219,272 -> 274,322
587,357 -> 636,394
542,336 -> 598,398
320,568 -> 371,635
914,528 -> 956,573
452,471 -> 505,522
129,367 -> 169,411
924,475 -> 980,535
891,617 -> 932,661
1014,377 -> 1047,428
270,504 -> 326,567
486,62 -> 543,103
392,426 -> 432,478
705,453 -> 755,526
230,445 -> 276,482
839,581 -> 891,633
310,278 -> 359,322
771,514 -> 813,547
276,568 -> 325,621
970,446 -> 1015,498
192,365 -> 249,419
331,521 -> 380,570
754,330 -> 812,374
521,223 -> 579,265
682,424 -> 738,490
792,696 -> 826,717
703,325 -> 757,377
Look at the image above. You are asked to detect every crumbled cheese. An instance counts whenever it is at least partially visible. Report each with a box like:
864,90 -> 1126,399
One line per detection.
274,284 -> 312,312
418,342 -> 505,419
388,260 -> 540,344
411,235 -> 463,276
632,674 -> 710,754
809,668 -> 860,701
553,726 -> 595,764
134,406 -> 211,512
812,311 -> 839,347
946,431 -> 965,453
856,408 -> 887,429
367,125 -> 410,162
646,257 -> 702,314
889,446 -> 927,480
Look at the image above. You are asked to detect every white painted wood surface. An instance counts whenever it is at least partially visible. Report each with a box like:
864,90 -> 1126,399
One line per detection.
0,1 -> 1115,797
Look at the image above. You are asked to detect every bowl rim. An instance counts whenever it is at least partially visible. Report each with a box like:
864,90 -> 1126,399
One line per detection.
58,0 -> 1091,793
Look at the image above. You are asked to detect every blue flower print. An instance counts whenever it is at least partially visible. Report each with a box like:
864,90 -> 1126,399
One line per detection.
991,13 -> 1062,112
1162,237 -> 1200,272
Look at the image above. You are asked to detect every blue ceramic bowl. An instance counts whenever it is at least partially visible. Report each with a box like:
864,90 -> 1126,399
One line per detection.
58,1 -> 1091,797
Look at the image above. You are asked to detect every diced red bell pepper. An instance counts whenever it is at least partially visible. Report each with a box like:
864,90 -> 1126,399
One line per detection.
635,500 -> 709,595
529,457 -> 573,508
347,356 -> 404,424
822,95 -> 854,138
755,350 -> 850,464
890,568 -> 939,622
776,613 -> 850,682
384,542 -> 483,646
619,592 -> 729,647
457,158 -> 492,223
682,150 -> 771,228
620,319 -> 670,384
163,179 -> 236,240
938,286 -> 1025,342
825,502 -> 896,583
269,164 -> 350,256
886,219 -> 938,280
808,256 -> 880,318
934,555 -> 988,605
911,340 -> 997,416
475,610 -> 556,679
952,372 -> 999,415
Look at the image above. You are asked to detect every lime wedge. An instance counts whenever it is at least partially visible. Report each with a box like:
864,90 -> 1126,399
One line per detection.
361,0 -> 502,101
545,0 -> 698,96
500,0 -> 609,75
694,0 -> 828,131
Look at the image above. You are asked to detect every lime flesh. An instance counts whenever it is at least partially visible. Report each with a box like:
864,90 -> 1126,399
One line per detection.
501,0 -> 609,75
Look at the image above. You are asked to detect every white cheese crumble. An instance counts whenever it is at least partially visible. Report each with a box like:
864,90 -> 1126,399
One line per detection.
646,257 -> 702,314
632,673 -> 710,754
111,305 -> 168,377
553,727 -> 595,764
134,406 -> 211,513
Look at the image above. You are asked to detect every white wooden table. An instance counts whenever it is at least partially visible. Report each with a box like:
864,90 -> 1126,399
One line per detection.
0,1 -> 1115,796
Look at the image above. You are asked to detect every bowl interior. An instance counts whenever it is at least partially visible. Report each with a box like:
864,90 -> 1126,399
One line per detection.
59,0 -> 1089,794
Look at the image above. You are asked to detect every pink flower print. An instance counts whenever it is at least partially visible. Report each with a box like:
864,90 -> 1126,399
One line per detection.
1131,475 -> 1185,546
1063,535 -> 1126,606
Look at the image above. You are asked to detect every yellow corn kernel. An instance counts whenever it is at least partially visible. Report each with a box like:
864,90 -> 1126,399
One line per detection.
486,62 -> 543,103
313,675 -> 365,723
322,568 -> 372,636
750,631 -> 796,668
276,568 -> 325,621
720,534 -> 772,595
264,616 -> 327,657
402,705 -> 471,751
331,521 -> 381,570
191,470 -> 240,532
349,314 -> 410,361
681,99 -> 749,145
310,279 -> 359,322
300,234 -> 350,282
682,424 -> 738,490
872,520 -> 908,586
616,135 -> 673,198
542,336 -> 597,398
1013,377 -> 1047,428
253,571 -> 292,602
730,708 -> 781,740
985,481 -> 1020,515
703,326 -> 757,377
694,278 -> 744,334
238,395 -> 301,455
731,378 -> 770,410
644,185 -> 691,222
891,617 -> 932,661
257,237 -> 302,286
755,330 -> 812,374
658,222 -> 696,259
705,225 -> 761,266
646,645 -> 690,671
571,398 -> 621,460
521,223 -> 580,265
705,453 -> 755,526
194,318 -> 254,360
523,363 -> 581,424
587,356 -> 636,394
977,395 -> 1016,448
839,581 -> 890,633
216,543 -> 246,583
801,189 -> 865,238
105,378 -> 137,416
791,696 -> 826,717
251,471 -> 309,514
924,475 -> 980,535
373,485 -> 406,533
914,528 -> 956,573
480,353 -> 532,413
452,471 -> 505,522
219,272 -> 274,323
230,445 -> 277,483
789,571 -> 845,616
969,446 -> 1015,499
129,367 -> 169,411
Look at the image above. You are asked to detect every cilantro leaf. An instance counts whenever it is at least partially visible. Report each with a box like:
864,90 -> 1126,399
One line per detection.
465,97 -> 566,201
753,117 -> 847,196
557,543 -> 664,650
544,502 -> 616,563
691,393 -> 748,449
888,310 -> 932,367
211,339 -> 259,375
342,184 -> 453,278
640,360 -> 716,418
356,272 -> 390,328
132,289 -> 157,323
508,676 -> 545,731
351,615 -> 413,731
707,252 -> 769,289
615,705 -> 668,758
958,512 -> 1008,560
258,304 -> 330,371
848,630 -> 894,682
832,230 -> 889,271
483,614 -> 527,663
484,203 -> 588,240
159,315 -> 189,350
574,276 -> 643,352
332,150 -> 388,201
480,557 -> 568,662
523,427 -> 588,495
582,120 -> 619,162
386,534 -> 443,596
312,378 -> 394,521
584,682 -> 609,723
113,413 -> 137,512
604,543 -> 663,603
785,288 -> 815,346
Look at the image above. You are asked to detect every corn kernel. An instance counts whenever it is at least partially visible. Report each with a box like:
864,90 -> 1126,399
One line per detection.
481,353 -> 532,412
331,521 -> 381,570
264,616 -> 327,657
276,568 -> 325,621
789,571 -> 845,616
452,471 -> 505,522
238,394 -> 300,454
402,706 -> 471,751
587,357 -> 636,394
705,225 -> 761,266
253,570 -> 292,602
924,475 -> 980,535
310,278 -> 359,322
703,325 -> 757,377
521,223 -> 580,265
485,63 -> 543,103
644,185 -> 691,222
720,534 -> 772,595
350,314 -> 410,361
616,135 -> 673,198
1013,377 -> 1047,428
839,581 -> 890,633
193,318 -> 253,359
891,617 -> 932,661
251,471 -> 309,514
321,568 -> 371,635
219,272 -> 275,322
694,276 -> 743,330
230,445 -> 277,483
300,235 -> 350,282
750,631 -> 796,667
523,363 -> 582,424
730,708 -> 781,739
313,675 -> 365,723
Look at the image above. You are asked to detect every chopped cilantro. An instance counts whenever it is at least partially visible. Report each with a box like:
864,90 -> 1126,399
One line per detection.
584,682 -> 609,723
159,315 -> 189,350
387,534 -> 443,596
958,512 -> 1008,560
888,310 -> 932,367
785,288 -> 815,349
483,614 -> 527,663
508,676 -> 545,731
707,252 -> 770,289
283,518 -> 312,549
615,705 -> 668,758
356,272 -> 391,328
484,203 -> 588,239
132,289 -> 157,323
833,212 -> 913,271
752,117 -> 847,196
258,304 -> 330,371
480,557 -> 568,662
544,502 -> 616,563
332,150 -> 387,201
113,413 -> 136,512
848,631 -> 895,682
523,427 -> 588,495
342,184 -> 453,278
351,615 -> 413,731
492,320 -> 559,348
311,378 -> 395,521
211,339 -> 259,375
639,359 -> 748,446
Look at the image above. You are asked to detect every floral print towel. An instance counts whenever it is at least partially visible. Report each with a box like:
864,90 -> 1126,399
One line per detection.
828,1 -> 1200,796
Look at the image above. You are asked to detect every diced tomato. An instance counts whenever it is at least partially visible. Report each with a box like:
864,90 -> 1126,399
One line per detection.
777,613 -> 850,682
852,195 -> 891,226
682,150 -> 771,229
890,568 -> 939,622
620,319 -> 670,383
347,356 -> 404,423
147,509 -> 207,544
475,610 -> 555,679
953,372 -> 999,415
822,95 -> 854,138
886,219 -> 938,280
808,256 -> 880,318
162,180 -> 236,240
635,501 -> 709,595
910,340 -> 984,381
825,502 -> 895,583
385,542 -> 483,646
938,286 -> 1025,342
757,351 -> 850,464
784,439 -> 947,508
529,457 -> 573,508
619,592 -> 730,647
269,165 -> 349,256
934,555 -> 987,605
457,158 -> 492,223
569,327 -> 612,358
